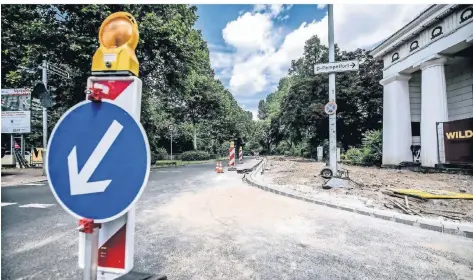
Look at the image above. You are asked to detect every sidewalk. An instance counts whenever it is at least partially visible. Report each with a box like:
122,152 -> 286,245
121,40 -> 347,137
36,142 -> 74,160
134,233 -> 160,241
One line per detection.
1,168 -> 47,187
236,158 -> 262,173
244,158 -> 473,240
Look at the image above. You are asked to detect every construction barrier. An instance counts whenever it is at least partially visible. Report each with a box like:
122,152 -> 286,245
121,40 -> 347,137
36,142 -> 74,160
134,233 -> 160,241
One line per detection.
228,141 -> 236,171
31,147 -> 44,165
216,161 -> 224,173
239,146 -> 243,164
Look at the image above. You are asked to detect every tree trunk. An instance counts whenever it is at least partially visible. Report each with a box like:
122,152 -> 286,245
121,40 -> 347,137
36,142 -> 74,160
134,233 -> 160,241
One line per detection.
193,123 -> 197,150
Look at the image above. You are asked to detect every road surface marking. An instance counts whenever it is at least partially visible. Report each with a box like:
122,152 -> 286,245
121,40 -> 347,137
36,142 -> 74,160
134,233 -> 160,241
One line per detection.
19,203 -> 55,209
171,171 -> 181,173
22,183 -> 45,186
1,202 -> 17,207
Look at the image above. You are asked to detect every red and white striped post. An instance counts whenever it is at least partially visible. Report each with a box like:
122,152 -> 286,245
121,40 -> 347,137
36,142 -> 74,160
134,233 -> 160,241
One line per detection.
238,146 -> 243,164
78,76 -> 143,279
228,141 -> 236,171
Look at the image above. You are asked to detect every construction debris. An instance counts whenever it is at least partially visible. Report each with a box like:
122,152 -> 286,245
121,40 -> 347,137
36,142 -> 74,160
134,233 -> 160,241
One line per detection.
323,178 -> 351,189
262,156 -> 473,222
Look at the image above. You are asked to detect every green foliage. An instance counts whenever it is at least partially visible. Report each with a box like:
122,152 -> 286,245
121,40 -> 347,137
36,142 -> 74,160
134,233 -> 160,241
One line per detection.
343,129 -> 382,165
154,147 -> 168,161
181,150 -> 211,161
252,34 -> 383,157
1,5 -> 253,153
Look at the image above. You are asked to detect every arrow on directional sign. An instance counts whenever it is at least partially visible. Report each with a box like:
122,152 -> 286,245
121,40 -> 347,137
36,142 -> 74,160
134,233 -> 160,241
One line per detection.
350,63 -> 355,68
68,120 -> 123,195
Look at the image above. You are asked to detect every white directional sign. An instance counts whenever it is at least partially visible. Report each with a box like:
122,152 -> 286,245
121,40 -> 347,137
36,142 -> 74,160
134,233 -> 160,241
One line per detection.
314,60 -> 359,74
41,62 -> 70,79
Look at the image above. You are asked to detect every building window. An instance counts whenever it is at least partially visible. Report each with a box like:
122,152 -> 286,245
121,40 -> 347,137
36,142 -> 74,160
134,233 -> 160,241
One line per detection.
409,41 -> 419,52
431,26 -> 443,40
411,122 -> 420,137
460,7 -> 473,24
391,52 -> 399,62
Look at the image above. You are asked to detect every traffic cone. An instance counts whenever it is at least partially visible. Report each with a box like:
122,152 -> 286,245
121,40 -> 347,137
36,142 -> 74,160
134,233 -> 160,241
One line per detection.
216,161 -> 224,173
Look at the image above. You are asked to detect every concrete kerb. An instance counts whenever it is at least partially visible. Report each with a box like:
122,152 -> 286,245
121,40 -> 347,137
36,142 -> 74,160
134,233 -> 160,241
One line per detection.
1,178 -> 48,187
242,157 -> 473,240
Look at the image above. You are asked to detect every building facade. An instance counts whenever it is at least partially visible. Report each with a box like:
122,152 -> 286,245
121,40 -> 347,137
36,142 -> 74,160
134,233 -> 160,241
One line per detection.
371,4 -> 473,167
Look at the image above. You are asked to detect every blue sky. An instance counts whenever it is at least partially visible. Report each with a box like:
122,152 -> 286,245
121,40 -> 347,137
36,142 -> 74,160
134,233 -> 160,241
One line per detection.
193,4 -> 430,119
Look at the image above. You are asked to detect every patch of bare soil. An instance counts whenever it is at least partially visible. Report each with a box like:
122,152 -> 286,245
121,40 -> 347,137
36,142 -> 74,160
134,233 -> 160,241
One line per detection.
264,156 -> 473,222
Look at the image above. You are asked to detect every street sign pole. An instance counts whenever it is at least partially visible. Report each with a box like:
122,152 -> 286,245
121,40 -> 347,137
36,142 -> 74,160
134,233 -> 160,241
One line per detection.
42,60 -> 48,176
328,4 -> 337,175
169,124 -> 174,161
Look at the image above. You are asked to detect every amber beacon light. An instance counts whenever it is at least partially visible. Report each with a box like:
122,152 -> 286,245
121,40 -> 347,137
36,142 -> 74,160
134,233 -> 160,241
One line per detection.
92,12 -> 140,77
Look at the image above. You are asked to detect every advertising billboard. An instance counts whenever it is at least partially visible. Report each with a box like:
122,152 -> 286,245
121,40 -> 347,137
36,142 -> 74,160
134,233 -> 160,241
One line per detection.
1,88 -> 31,133
443,117 -> 473,164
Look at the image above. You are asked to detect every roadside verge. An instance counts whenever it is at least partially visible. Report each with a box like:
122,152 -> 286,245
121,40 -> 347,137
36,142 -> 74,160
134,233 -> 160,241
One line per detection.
243,158 -> 473,239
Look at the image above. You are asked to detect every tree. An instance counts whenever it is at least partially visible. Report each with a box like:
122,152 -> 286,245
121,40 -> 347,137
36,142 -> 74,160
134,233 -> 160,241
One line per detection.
1,4 -> 250,159
253,34 -> 384,156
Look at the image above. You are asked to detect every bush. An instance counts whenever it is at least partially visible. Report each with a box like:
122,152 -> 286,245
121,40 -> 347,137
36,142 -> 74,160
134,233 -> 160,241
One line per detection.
154,147 -> 168,161
181,150 -> 211,161
343,130 -> 382,165
344,147 -> 366,164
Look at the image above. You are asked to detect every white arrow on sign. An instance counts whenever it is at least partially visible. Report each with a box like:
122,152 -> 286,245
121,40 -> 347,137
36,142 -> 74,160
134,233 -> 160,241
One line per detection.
68,120 -> 123,195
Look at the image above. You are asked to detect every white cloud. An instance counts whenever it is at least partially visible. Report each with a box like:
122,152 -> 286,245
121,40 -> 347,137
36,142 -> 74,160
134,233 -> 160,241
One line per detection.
317,4 -> 327,10
215,4 -> 431,98
222,12 -> 275,53
250,110 -> 259,120
252,4 -> 292,18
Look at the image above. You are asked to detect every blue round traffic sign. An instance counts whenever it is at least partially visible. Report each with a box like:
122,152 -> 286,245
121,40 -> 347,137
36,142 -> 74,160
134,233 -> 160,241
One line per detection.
46,100 -> 150,223
324,101 -> 337,115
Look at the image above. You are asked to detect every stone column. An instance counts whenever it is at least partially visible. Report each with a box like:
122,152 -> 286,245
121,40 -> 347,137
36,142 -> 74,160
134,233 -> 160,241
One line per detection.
380,74 -> 413,165
420,58 -> 448,167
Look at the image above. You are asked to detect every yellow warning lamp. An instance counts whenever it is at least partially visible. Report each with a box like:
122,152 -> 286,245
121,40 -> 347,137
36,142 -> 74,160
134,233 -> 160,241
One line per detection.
91,12 -> 139,77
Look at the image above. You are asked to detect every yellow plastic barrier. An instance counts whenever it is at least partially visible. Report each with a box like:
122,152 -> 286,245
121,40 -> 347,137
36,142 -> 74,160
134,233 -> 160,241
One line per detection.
389,189 -> 473,199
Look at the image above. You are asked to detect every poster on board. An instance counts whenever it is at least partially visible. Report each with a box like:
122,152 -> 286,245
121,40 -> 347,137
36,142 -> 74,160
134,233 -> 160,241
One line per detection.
443,117 -> 473,164
1,88 -> 31,134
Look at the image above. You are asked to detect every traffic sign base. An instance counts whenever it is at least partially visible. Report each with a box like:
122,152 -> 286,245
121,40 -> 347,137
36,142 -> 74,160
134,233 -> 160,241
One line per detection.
228,167 -> 236,171
115,271 -> 167,280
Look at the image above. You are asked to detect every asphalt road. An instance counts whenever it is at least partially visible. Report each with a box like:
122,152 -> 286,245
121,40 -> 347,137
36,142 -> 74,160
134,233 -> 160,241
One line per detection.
2,162 -> 473,280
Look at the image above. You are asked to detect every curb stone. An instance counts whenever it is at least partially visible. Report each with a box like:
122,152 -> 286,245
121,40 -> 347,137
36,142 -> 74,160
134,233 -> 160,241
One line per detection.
242,157 -> 473,240
2,178 -> 48,187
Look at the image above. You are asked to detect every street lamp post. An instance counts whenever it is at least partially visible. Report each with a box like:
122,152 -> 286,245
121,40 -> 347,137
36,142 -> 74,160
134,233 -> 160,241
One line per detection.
169,124 -> 174,161
42,60 -> 48,176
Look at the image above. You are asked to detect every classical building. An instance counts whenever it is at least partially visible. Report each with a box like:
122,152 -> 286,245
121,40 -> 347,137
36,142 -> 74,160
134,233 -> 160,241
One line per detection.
371,4 -> 473,167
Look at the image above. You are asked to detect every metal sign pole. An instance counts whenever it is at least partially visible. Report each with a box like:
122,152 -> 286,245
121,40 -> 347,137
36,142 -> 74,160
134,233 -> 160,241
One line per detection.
79,219 -> 100,280
42,60 -> 48,175
169,124 -> 174,161
21,134 -> 25,160
328,4 -> 337,175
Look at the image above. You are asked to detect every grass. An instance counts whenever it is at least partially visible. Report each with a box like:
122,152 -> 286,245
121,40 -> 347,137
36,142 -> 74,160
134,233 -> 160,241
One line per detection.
153,157 -> 227,168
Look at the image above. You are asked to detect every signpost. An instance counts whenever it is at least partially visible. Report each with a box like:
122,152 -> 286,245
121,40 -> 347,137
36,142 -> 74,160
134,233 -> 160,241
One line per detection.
46,100 -> 150,221
314,4 -> 359,176
169,124 -> 174,161
314,60 -> 359,74
46,11 -> 152,280
39,60 -> 70,175
45,63 -> 70,79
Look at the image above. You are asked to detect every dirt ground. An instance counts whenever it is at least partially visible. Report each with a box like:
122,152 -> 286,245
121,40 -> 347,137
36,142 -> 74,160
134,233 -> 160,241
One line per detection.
262,156 -> 473,223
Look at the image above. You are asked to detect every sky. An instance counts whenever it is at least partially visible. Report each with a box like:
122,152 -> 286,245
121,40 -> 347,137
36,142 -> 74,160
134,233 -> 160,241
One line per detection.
194,4 -> 431,120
